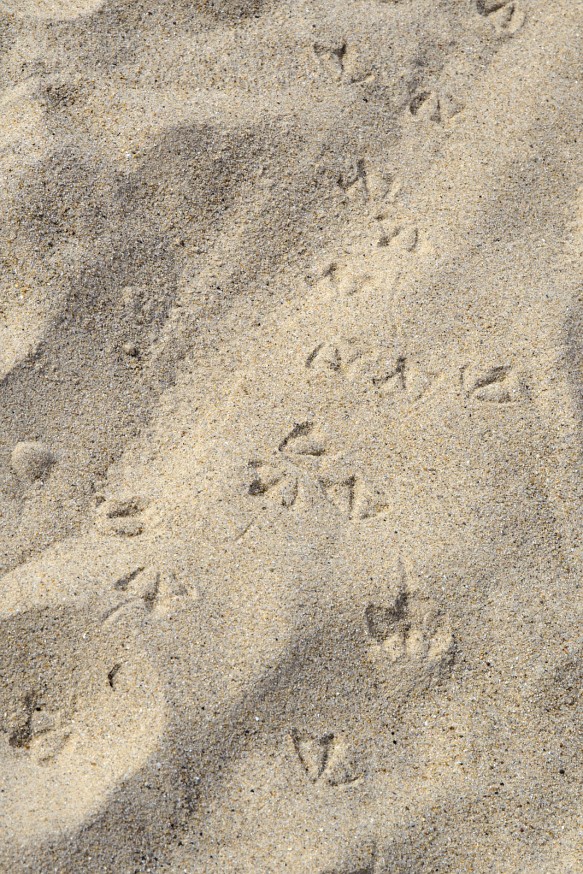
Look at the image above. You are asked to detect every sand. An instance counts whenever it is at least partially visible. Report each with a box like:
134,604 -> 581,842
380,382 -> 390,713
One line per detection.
0,0 -> 581,871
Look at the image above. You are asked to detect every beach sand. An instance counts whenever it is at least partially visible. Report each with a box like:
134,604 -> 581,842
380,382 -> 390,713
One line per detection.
0,0 -> 581,871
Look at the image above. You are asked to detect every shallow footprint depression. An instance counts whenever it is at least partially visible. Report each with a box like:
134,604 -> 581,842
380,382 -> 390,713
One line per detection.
0,545 -> 166,844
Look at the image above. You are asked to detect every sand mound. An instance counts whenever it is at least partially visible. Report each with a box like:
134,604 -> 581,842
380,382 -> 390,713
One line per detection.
0,0 -> 581,870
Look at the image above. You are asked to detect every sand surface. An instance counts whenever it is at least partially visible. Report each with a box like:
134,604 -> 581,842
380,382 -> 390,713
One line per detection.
0,0 -> 582,871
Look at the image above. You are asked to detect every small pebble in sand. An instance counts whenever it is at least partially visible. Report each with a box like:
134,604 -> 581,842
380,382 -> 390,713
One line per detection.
11,441 -> 55,483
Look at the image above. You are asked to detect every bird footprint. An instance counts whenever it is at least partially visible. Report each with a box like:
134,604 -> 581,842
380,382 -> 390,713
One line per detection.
291,729 -> 363,786
365,587 -> 454,667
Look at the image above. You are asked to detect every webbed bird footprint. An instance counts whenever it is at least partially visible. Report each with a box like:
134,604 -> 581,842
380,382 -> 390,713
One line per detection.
95,496 -> 149,537
106,564 -> 197,623
247,460 -> 299,507
365,587 -> 454,668
291,729 -> 364,787
7,694 -> 72,765
476,0 -> 525,36
0,538 -> 166,842
306,338 -> 363,377
462,363 -> 526,403
246,423 -> 331,508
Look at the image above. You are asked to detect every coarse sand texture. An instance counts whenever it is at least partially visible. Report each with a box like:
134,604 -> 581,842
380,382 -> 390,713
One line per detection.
0,0 -> 581,872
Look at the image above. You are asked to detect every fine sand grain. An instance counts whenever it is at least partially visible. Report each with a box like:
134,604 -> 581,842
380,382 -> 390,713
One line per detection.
0,0 -> 581,871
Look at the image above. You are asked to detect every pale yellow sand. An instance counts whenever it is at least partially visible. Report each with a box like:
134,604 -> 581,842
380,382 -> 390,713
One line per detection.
0,0 -> 581,871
